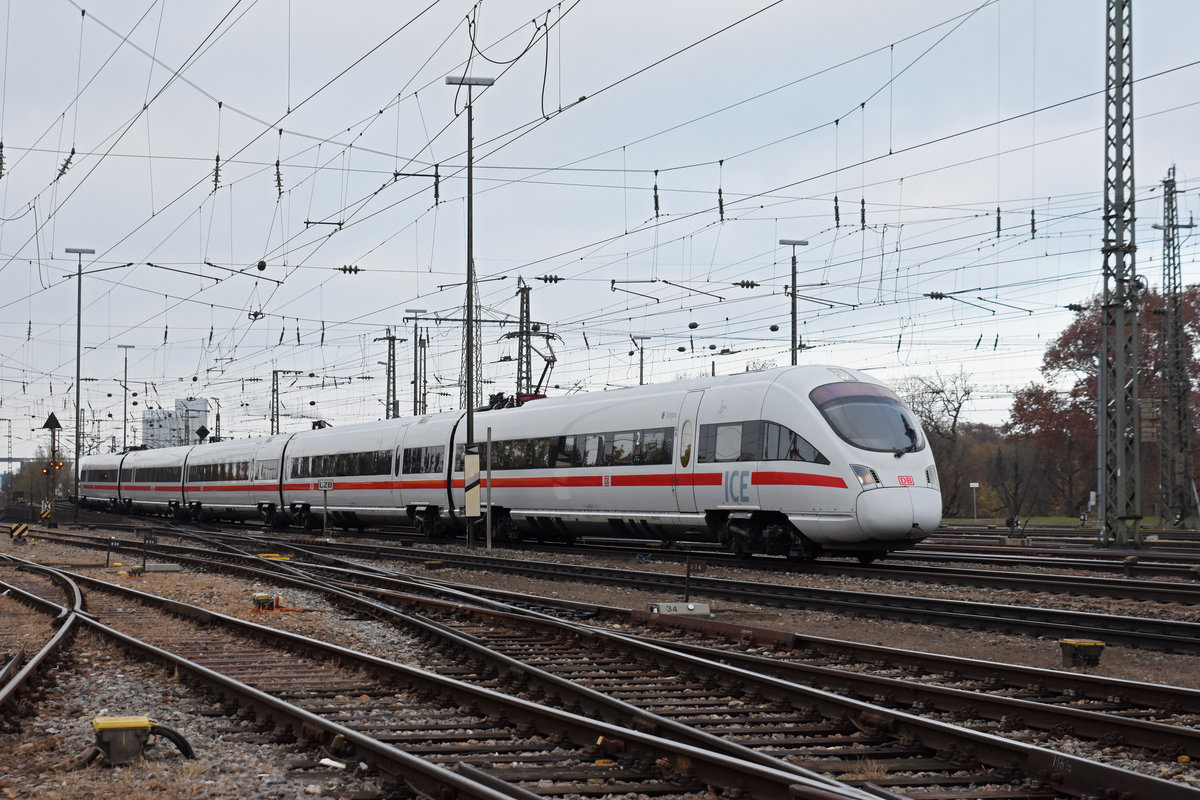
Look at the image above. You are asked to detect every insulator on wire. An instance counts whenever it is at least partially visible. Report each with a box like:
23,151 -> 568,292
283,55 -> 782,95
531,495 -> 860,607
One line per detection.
0,141 -> 5,179
718,187 -> 724,222
275,159 -> 283,198
434,164 -> 440,202
321,321 -> 326,346
834,196 -> 840,227
860,198 -> 865,229
163,324 -> 168,345
975,334 -> 982,349
734,280 -> 758,288
213,154 -> 221,191
993,334 -> 999,350
653,169 -> 660,219
996,206 -> 1001,238
209,326 -> 214,345
278,327 -> 285,345
1031,209 -> 1036,238
296,323 -> 300,345
58,147 -> 75,179
896,333 -> 902,353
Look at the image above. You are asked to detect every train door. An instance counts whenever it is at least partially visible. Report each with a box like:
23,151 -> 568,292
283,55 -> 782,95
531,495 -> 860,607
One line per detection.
675,390 -> 704,513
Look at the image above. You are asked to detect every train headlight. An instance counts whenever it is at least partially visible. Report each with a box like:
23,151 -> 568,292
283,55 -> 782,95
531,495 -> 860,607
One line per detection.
851,464 -> 881,490
925,465 -> 940,490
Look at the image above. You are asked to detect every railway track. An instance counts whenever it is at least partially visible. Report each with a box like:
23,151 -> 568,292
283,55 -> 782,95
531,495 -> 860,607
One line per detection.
2,555 -> 844,799
23,527 -> 1200,654
7,537 -> 1200,797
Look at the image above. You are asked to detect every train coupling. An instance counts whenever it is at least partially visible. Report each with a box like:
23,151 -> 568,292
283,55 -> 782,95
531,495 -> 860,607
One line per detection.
90,716 -> 194,765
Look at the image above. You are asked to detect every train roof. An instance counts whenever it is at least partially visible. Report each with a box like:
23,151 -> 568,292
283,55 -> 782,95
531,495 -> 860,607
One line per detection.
82,365 -> 883,460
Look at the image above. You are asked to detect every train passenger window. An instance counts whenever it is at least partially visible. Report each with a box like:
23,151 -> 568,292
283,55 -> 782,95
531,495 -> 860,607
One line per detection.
641,428 -> 671,465
527,438 -> 551,469
761,422 -> 829,464
552,436 -> 573,468
507,439 -> 528,469
714,423 -> 743,462
584,434 -> 606,467
611,432 -> 636,466
740,422 -> 761,461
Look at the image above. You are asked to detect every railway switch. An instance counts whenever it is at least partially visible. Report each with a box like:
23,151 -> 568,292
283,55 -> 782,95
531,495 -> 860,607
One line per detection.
1058,638 -> 1105,668
89,716 -> 194,765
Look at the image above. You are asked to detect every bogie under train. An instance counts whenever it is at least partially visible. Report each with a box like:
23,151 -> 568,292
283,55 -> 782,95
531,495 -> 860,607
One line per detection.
79,366 -> 941,561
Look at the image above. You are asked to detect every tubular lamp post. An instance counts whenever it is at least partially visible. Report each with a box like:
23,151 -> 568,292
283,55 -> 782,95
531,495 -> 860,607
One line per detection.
66,246 -> 95,523
446,74 -> 494,450
779,239 -> 809,366
117,345 -> 135,450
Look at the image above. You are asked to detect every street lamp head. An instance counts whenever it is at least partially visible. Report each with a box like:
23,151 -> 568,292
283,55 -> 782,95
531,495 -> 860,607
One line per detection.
446,76 -> 495,87
779,239 -> 809,247
65,247 -> 96,255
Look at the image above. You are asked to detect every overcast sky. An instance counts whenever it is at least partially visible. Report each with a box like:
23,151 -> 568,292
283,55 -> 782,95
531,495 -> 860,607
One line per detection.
2,0 -> 1199,461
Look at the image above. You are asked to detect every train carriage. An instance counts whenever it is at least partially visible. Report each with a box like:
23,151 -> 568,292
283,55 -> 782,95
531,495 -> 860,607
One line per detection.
119,445 -> 190,516
78,452 -> 125,510
396,418 -> 451,535
279,423 -> 404,529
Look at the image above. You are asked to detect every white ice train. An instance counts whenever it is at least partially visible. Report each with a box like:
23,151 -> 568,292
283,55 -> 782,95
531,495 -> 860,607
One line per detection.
78,366 -> 942,561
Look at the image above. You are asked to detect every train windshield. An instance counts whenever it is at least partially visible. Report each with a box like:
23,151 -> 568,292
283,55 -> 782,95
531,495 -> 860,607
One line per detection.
810,382 -> 924,454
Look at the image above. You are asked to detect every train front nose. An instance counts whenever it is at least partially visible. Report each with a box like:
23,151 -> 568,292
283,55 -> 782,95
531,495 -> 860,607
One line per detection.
856,487 -> 941,540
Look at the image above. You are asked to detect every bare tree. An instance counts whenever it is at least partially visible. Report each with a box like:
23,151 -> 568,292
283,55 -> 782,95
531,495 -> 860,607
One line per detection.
897,369 -> 973,516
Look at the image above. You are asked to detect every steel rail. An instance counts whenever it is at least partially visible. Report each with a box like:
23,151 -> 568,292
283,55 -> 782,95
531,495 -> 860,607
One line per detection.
47,565 -> 868,800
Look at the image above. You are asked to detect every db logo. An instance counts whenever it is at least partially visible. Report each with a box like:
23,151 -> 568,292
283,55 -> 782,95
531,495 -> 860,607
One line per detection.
897,475 -> 915,486
602,475 -> 611,487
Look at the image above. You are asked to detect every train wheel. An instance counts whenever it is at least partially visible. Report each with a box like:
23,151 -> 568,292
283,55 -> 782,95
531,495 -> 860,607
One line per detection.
857,553 -> 878,565
720,518 -> 752,558
415,510 -> 441,538
494,515 -> 518,542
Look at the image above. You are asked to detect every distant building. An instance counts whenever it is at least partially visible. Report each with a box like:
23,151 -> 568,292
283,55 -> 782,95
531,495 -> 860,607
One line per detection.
140,398 -> 209,448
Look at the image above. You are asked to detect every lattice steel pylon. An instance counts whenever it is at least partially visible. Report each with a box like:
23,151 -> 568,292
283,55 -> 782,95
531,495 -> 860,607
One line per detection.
1100,0 -> 1143,547
515,279 -> 532,397
375,328 -> 399,419
1155,167 -> 1196,526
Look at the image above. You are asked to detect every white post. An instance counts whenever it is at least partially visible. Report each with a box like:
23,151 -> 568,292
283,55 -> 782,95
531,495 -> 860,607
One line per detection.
486,426 -> 493,550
